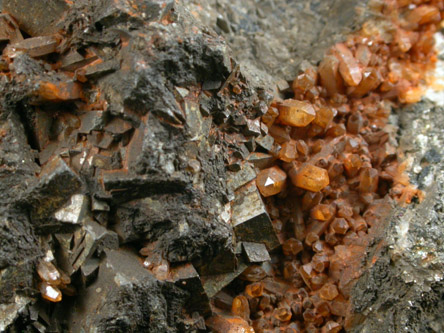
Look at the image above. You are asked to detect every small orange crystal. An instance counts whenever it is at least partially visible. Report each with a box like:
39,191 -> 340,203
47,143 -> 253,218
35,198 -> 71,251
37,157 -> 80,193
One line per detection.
274,306 -> 292,322
313,107 -> 334,129
279,140 -> 298,162
359,167 -> 379,193
318,55 -> 344,97
322,321 -> 342,333
319,283 -> 339,301
312,253 -> 330,273
40,282 -> 62,302
282,238 -> 303,256
292,67 -> 317,94
299,263 -> 315,289
37,260 -> 61,285
245,282 -> 264,298
331,218 -> 349,235
256,166 -> 287,197
262,106 -> 280,128
335,43 -> 362,87
350,68 -> 382,98
343,154 -> 362,177
310,204 -> 336,221
277,100 -> 316,127
407,5 -> 440,25
232,296 -> 250,320
291,164 -> 330,192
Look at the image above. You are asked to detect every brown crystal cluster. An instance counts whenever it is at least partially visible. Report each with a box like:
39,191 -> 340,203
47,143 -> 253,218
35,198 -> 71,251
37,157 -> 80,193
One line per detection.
214,1 -> 442,332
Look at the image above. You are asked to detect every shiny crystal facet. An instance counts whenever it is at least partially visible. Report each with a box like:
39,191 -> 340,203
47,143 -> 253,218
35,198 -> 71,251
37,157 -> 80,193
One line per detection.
256,166 -> 287,197
40,282 -> 62,302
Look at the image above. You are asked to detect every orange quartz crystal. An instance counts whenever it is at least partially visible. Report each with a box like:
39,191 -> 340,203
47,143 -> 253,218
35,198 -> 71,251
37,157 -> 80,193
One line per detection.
330,217 -> 350,235
290,164 -> 330,192
310,204 -> 336,221
277,100 -> 316,127
262,106 -> 279,127
206,315 -> 255,333
231,295 -> 250,321
40,282 -> 62,302
292,67 -> 317,95
245,282 -> 264,298
279,140 -> 298,162
274,306 -> 292,322
322,321 -> 342,333
343,154 -> 363,177
335,43 -> 363,87
37,260 -> 61,285
256,166 -> 287,197
319,283 -> 339,301
359,167 -> 379,193
313,107 -> 335,129
318,55 -> 344,97
312,253 -> 330,273
282,238 -> 304,256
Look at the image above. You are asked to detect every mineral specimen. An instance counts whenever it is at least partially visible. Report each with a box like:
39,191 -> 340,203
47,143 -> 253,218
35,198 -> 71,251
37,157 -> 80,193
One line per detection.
0,0 -> 440,331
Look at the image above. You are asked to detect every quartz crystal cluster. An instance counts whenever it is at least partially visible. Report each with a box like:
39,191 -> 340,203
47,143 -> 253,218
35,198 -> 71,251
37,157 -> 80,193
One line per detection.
210,0 -> 443,332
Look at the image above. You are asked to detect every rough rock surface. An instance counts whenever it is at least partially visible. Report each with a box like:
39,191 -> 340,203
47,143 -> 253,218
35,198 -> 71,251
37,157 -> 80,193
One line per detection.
189,0 -> 369,86
350,99 -> 444,332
